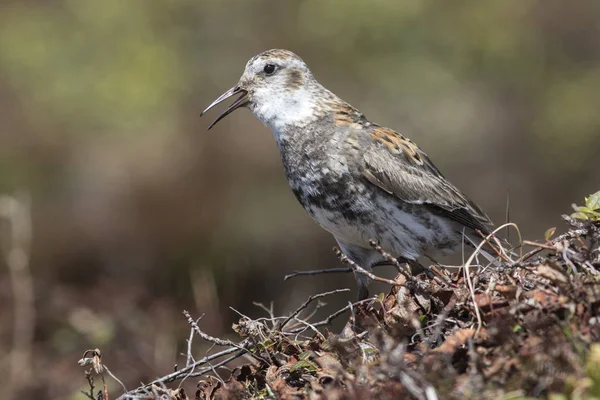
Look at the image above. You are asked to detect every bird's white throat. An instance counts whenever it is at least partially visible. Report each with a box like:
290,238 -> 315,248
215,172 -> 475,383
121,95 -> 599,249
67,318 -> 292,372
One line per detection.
250,86 -> 321,139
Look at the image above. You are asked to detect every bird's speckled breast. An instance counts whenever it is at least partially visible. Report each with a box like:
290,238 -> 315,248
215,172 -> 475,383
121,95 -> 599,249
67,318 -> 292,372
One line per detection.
274,118 -> 461,258
277,121 -> 372,222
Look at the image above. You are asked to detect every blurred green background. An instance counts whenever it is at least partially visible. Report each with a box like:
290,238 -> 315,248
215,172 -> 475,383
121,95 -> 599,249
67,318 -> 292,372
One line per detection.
1,0 -> 599,398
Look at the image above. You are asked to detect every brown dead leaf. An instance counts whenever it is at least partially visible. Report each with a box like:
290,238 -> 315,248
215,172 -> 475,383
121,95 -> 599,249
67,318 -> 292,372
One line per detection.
535,264 -> 569,287
494,285 -> 518,299
196,377 -> 221,400
474,293 -> 509,309
519,335 -> 544,358
328,334 -> 362,367
383,290 -> 396,310
265,364 -> 305,400
217,379 -> 246,400
525,289 -> 563,306
435,288 -> 457,305
315,353 -> 342,374
583,284 -> 600,304
434,328 -> 476,354
140,386 -> 188,400
272,375 -> 296,399
383,274 -> 424,332
281,337 -> 301,356
266,365 -> 279,387
403,352 -> 418,365
482,355 -> 518,380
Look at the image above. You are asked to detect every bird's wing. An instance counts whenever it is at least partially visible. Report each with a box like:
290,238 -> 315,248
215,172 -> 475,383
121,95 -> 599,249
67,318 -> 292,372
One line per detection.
362,126 -> 494,234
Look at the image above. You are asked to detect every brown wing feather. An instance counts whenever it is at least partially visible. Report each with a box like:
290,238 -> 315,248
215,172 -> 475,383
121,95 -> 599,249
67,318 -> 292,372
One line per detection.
363,126 -> 494,234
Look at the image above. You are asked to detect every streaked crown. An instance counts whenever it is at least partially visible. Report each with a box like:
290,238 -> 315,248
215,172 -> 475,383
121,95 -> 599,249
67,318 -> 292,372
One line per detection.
201,49 -> 339,133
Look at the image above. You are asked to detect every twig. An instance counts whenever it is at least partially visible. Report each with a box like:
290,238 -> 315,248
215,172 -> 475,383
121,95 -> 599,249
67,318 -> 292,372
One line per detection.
522,240 -> 555,251
425,295 -> 458,350
295,299 -> 326,324
104,364 -> 128,393
81,371 -> 96,400
185,316 -> 203,367
505,191 -> 511,244
101,372 -> 108,400
425,386 -> 440,400
277,301 -> 324,332
184,310 -> 238,347
186,350 -> 246,378
277,288 -> 350,330
290,317 -> 327,341
229,306 -> 252,321
186,325 -> 195,367
400,372 -> 427,400
463,223 -> 520,336
284,262 -> 393,281
253,302 -> 276,327
334,247 -> 406,288
78,348 -> 127,398
368,240 -> 412,278
286,298 -> 375,334
284,267 -> 355,280
184,310 -> 271,367
117,345 -> 245,399
206,356 -> 226,386
515,227 -> 589,265
477,233 -> 515,263
582,260 -> 600,278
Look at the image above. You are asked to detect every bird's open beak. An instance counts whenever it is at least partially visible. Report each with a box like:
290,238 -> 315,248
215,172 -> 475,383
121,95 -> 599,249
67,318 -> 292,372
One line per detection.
200,85 -> 249,130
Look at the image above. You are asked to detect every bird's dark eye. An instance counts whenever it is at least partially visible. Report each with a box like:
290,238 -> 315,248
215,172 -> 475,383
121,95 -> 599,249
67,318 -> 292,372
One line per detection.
263,64 -> 276,75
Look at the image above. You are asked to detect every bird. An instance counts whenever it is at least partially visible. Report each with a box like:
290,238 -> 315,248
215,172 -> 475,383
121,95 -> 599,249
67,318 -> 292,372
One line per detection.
201,49 -> 501,300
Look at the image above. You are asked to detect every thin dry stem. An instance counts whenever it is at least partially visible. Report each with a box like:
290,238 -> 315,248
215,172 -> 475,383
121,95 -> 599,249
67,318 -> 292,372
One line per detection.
184,310 -> 238,347
334,247 -> 406,288
286,298 -> 375,334
116,345 -> 245,399
284,267 -> 355,280
187,350 -> 246,378
368,240 -> 412,278
277,288 -> 350,330
516,224 -> 590,265
284,261 -> 392,281
463,222 -> 520,336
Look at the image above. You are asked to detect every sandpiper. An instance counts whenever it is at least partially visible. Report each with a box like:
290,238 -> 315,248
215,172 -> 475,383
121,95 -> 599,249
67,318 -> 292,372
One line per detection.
201,49 -> 498,299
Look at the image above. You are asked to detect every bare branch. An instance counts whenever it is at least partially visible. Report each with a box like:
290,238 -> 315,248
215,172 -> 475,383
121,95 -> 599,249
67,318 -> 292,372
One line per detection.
185,316 -> 203,367
368,240 -> 412,278
184,310 -> 238,347
81,371 -> 96,400
286,298 -> 375,334
276,288 -> 350,330
284,267 -> 354,280
334,247 -> 406,288
253,302 -> 276,328
186,350 -> 246,378
183,311 -> 271,369
515,225 -> 590,266
186,325 -> 195,367
284,262 -> 393,281
104,364 -> 128,393
116,345 -> 245,399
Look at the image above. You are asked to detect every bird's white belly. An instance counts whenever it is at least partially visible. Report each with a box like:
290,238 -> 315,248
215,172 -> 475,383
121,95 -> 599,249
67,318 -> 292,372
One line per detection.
306,197 -> 459,261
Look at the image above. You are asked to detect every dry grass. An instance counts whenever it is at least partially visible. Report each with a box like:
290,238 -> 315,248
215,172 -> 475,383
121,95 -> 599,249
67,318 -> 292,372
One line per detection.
78,213 -> 600,400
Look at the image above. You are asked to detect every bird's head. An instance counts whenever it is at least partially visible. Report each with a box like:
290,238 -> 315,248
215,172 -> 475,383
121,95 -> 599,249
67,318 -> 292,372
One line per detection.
201,49 -> 328,132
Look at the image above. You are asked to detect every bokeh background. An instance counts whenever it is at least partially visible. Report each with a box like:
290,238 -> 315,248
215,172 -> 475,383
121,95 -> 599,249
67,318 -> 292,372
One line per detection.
1,0 -> 599,398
